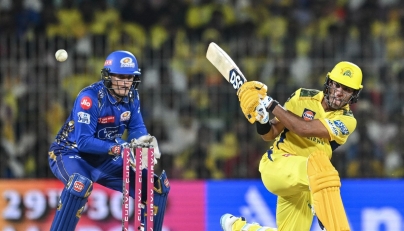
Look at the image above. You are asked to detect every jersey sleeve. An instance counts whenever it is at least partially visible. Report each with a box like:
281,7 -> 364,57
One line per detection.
73,90 -> 115,154
319,115 -> 356,145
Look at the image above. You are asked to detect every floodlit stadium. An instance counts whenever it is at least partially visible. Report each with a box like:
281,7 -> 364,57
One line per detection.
0,0 -> 403,230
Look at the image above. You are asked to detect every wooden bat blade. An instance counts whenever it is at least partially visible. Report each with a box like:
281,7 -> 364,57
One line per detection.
206,42 -> 247,90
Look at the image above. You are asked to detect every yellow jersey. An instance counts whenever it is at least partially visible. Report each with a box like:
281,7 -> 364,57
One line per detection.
271,88 -> 357,159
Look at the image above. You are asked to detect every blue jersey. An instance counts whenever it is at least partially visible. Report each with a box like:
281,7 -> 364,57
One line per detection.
51,81 -> 148,159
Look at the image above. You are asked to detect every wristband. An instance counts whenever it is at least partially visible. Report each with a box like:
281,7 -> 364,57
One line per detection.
268,100 -> 279,112
256,120 -> 272,135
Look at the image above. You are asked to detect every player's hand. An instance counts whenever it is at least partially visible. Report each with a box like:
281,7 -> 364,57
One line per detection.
131,134 -> 161,169
237,81 -> 268,99
238,88 -> 261,123
110,140 -> 137,171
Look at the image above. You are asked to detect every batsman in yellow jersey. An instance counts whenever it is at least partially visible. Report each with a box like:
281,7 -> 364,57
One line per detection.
221,61 -> 363,231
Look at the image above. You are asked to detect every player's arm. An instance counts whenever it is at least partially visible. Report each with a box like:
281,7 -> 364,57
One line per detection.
268,102 -> 331,139
73,92 -> 117,154
259,118 -> 284,141
239,82 -> 330,140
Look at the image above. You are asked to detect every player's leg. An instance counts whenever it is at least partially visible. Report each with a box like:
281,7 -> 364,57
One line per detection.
97,156 -> 170,230
50,173 -> 93,231
220,213 -> 276,231
307,151 -> 350,231
259,152 -> 313,231
48,148 -> 95,231
276,192 -> 313,231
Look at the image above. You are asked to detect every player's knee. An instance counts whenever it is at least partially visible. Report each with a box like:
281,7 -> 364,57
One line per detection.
50,173 -> 93,231
307,152 -> 341,193
66,173 -> 94,198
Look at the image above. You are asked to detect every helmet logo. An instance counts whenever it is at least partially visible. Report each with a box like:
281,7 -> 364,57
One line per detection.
341,68 -> 353,78
104,60 -> 112,66
120,57 -> 135,68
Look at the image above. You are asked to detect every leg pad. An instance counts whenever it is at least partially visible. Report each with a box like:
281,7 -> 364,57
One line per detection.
50,173 -> 93,231
307,152 -> 350,231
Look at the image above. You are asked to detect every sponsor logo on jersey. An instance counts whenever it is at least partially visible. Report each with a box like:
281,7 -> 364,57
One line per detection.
98,116 -> 115,124
164,178 -> 170,188
302,108 -> 316,121
120,111 -> 131,121
80,96 -> 92,110
326,119 -> 339,135
98,125 -> 125,140
334,120 -> 349,135
73,181 -> 84,192
77,112 -> 90,124
104,59 -> 112,66
120,57 -> 135,68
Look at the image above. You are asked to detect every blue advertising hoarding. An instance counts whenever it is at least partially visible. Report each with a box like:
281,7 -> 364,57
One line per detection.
207,179 -> 404,231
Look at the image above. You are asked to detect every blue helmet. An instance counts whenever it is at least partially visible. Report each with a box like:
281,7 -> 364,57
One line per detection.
103,50 -> 141,75
101,50 -> 141,89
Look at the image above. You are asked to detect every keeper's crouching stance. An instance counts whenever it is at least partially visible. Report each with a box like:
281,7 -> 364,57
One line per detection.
50,173 -> 93,231
48,50 -> 170,231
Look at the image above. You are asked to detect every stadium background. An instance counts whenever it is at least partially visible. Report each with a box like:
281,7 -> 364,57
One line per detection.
0,0 -> 403,230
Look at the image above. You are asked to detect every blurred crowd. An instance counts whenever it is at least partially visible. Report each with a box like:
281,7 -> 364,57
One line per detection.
0,0 -> 404,179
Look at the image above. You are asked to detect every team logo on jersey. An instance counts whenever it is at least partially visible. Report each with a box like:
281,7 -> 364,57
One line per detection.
302,108 -> 316,121
80,96 -> 92,110
334,120 -> 349,135
104,59 -> 112,66
98,116 -> 115,124
120,111 -> 131,121
78,112 -> 90,124
73,181 -> 84,192
120,57 -> 135,68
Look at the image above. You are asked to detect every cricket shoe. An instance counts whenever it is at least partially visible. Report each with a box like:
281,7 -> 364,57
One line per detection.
221,213 -> 244,231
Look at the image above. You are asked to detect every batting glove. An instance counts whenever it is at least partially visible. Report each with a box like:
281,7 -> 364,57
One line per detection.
237,81 -> 268,99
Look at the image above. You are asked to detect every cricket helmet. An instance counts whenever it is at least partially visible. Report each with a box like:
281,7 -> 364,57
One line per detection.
323,61 -> 363,106
101,50 -> 141,89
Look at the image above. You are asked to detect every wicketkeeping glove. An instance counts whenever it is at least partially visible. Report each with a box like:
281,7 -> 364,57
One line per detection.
109,139 -> 136,171
131,134 -> 161,169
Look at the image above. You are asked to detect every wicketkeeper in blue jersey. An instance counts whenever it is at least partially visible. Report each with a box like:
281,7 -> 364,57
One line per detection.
48,50 -> 170,231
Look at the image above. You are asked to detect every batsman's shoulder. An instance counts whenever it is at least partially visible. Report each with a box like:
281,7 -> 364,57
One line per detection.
298,88 -> 322,98
78,81 -> 104,95
341,108 -> 355,117
286,88 -> 321,103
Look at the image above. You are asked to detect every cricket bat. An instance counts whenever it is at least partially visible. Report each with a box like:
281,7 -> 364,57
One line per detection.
206,42 -> 270,123
206,42 -> 247,90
